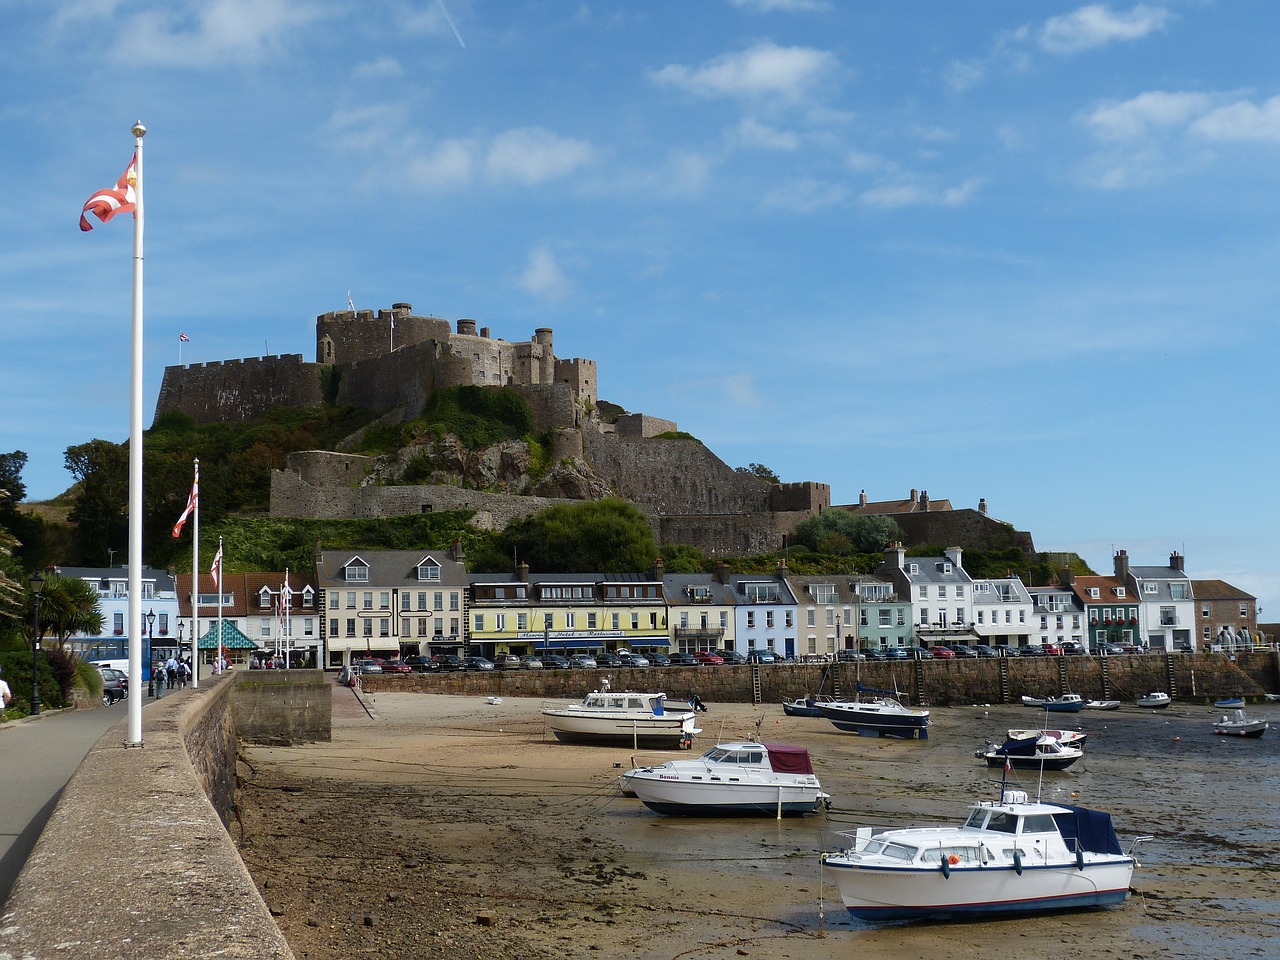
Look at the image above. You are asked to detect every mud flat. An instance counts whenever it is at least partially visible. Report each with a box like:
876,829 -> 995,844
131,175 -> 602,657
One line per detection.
234,687 -> 1279,960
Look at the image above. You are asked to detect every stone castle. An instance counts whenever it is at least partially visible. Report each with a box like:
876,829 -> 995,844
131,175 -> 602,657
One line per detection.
155,302 -> 1032,557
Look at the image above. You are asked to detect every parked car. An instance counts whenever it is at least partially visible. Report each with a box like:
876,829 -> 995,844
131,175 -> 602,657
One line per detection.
519,655 -> 545,670
948,644 -> 978,658
1118,643 -> 1143,654
882,647 -> 910,660
692,651 -> 724,665
835,649 -> 865,662
354,658 -> 384,674
1060,641 -> 1085,656
715,649 -> 749,665
647,652 -> 672,667
434,654 -> 467,672
594,651 -> 623,668
746,649 -> 776,664
494,654 -> 523,670
973,645 -> 999,658
909,646 -> 934,660
668,652 -> 700,667
540,654 -> 570,670
463,656 -> 495,671
403,655 -> 439,672
928,646 -> 956,659
98,667 -> 126,705
864,648 -> 887,661
568,654 -> 597,669
1018,645 -> 1045,657
616,651 -> 649,667
1040,643 -> 1063,656
381,659 -> 414,674
1097,642 -> 1125,655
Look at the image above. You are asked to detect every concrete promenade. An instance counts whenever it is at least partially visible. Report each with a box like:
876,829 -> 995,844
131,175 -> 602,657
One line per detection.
0,701 -> 126,906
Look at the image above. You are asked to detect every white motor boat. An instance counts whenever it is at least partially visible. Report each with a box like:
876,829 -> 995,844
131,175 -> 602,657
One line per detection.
1085,699 -> 1122,711
821,787 -> 1152,921
1020,693 -> 1089,713
541,679 -> 701,747
978,735 -> 1084,771
1212,709 -> 1269,738
1007,728 -> 1087,747
620,741 -> 830,817
815,697 -> 931,739
1136,692 -> 1172,709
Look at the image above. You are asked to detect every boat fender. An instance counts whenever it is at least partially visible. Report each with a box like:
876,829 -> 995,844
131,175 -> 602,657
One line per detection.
1076,847 -> 1085,871
941,858 -> 951,879
1013,850 -> 1023,876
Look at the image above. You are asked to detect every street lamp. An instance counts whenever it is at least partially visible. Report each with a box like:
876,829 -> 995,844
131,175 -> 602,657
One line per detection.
29,572 -> 45,716
146,608 -> 157,697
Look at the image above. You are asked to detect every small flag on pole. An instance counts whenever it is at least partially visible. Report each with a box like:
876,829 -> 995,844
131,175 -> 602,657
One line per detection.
210,542 -> 223,580
172,479 -> 198,538
80,155 -> 138,231
179,332 -> 189,342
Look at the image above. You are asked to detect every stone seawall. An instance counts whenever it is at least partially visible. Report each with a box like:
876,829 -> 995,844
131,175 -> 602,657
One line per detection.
358,653 -> 1270,707
0,671 -> 331,960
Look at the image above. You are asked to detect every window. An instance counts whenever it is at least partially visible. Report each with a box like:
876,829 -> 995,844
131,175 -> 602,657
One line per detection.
158,613 -> 169,635
379,618 -> 389,637
434,591 -> 444,610
346,618 -> 356,637
920,607 -> 929,624
417,561 -> 440,581
345,562 -> 368,582
941,562 -> 953,574
811,584 -> 836,604
495,614 -> 506,632
960,608 -> 967,624
747,612 -> 756,628
543,613 -> 553,630
1040,615 -> 1047,629
566,613 -> 576,629
919,585 -> 929,599
517,614 -> 527,630
1144,582 -> 1158,594
417,618 -> 428,637
630,613 -> 639,630
378,591 -> 389,609
908,563 -> 919,575
450,594 -> 459,611
259,590 -> 272,609
1239,603 -> 1249,618
937,585 -> 947,599
113,611 -> 124,634
1088,587 -> 1100,599
766,611 -> 775,628
474,614 -> 485,632
587,613 -> 597,629
329,592 -> 340,610
401,592 -> 411,611
955,585 -> 964,598
362,619 -> 372,637
1169,583 -> 1189,600
979,611 -> 986,624
346,591 -> 356,609
329,617 -> 338,636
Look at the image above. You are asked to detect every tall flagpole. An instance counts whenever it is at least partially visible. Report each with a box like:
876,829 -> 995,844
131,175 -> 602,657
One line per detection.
216,535 -> 224,672
126,121 -> 147,748
190,458 -> 200,688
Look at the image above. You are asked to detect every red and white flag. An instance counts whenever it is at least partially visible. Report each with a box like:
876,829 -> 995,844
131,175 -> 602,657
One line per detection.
80,155 -> 138,231
172,479 -> 198,538
179,332 -> 190,342
210,542 -> 224,581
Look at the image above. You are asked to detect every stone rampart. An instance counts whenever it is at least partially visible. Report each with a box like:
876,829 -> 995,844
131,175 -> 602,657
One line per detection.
891,508 -> 1038,555
0,671 -> 331,960
154,355 -> 325,426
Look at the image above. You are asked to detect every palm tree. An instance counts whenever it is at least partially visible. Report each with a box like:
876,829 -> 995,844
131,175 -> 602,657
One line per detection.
33,574 -> 104,650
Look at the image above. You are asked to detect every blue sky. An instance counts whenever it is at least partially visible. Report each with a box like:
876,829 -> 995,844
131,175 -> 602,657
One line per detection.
6,1 -> 1280,615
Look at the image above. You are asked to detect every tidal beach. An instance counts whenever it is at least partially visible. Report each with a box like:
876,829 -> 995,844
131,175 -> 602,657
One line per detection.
234,687 -> 1278,960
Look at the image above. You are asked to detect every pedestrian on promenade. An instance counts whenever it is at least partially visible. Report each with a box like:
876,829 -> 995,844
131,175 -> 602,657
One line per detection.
0,665 -> 11,710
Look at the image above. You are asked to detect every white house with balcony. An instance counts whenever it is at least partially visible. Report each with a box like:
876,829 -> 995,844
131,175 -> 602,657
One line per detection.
969,577 -> 1035,649
55,565 -> 180,663
877,543 -> 975,647
725,562 -> 798,658
1026,583 -> 1086,650
1116,550 -> 1196,651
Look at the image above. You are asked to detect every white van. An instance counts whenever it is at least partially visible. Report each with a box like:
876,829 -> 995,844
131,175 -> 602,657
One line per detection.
90,659 -> 130,675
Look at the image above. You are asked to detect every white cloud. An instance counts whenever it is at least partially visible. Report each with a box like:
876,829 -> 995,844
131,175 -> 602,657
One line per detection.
518,246 -> 571,301
112,0 -> 328,67
1191,96 -> 1280,142
353,57 -> 404,80
733,117 -> 799,150
860,177 -> 980,209
484,127 -> 595,185
1082,91 -> 1213,141
845,149 -> 887,173
1039,3 -> 1170,55
761,178 -> 849,213
729,0 -> 831,12
649,41 -> 836,102
404,138 -> 478,190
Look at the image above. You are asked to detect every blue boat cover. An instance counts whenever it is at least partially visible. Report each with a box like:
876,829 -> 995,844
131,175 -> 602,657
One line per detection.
1052,805 -> 1123,855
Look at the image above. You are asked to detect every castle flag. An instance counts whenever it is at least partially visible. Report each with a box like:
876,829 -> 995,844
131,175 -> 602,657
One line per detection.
179,332 -> 189,342
80,155 -> 138,231
211,541 -> 223,580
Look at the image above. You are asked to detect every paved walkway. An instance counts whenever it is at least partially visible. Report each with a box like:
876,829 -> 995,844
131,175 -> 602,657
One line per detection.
0,702 -> 128,906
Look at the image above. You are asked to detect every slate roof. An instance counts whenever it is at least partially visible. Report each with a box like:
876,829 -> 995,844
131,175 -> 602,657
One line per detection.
1189,579 -> 1255,601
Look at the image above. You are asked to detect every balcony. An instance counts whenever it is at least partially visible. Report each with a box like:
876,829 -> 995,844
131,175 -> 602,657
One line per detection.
674,626 -> 724,642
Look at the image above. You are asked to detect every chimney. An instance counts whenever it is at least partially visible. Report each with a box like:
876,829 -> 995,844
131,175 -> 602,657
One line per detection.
715,561 -> 731,584
1059,569 -> 1076,587
1114,550 -> 1130,583
859,489 -> 868,507
775,557 -> 788,576
944,546 -> 963,569
452,538 -> 466,563
651,556 -> 665,580
885,541 -> 905,571
1169,551 -> 1184,572
920,490 -> 930,512
480,326 -> 490,338
517,561 -> 529,582
978,497 -> 988,516
910,488 -> 918,504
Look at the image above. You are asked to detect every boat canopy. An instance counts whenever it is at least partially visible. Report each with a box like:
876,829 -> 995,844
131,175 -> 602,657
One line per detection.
762,743 -> 815,775
1051,805 -> 1123,855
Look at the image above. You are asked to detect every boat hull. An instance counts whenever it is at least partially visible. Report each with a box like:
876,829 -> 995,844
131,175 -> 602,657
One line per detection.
626,775 -> 826,816
816,702 -> 930,739
983,753 -> 1080,771
542,712 -> 699,747
822,859 -> 1135,921
782,699 -> 825,718
1213,721 -> 1268,737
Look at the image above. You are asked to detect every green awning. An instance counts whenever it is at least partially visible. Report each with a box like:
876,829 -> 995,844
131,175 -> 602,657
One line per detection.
197,621 -> 260,650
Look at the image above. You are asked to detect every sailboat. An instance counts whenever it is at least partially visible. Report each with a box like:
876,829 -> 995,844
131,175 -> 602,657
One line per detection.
814,661 -> 931,739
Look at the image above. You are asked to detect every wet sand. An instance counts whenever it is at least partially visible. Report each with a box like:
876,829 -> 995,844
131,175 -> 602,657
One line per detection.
234,686 -> 1279,960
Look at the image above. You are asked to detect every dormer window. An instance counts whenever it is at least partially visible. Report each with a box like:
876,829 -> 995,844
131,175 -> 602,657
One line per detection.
301,586 -> 315,607
1144,582 -> 1158,594
417,560 -> 441,581
344,560 -> 369,582
941,562 -> 953,574
1088,587 -> 1100,599
1114,587 -> 1126,598
258,587 -> 273,609
908,563 -> 919,575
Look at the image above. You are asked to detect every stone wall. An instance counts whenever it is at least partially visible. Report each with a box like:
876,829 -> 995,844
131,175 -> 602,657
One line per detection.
232,670 -> 333,746
891,508 -> 1037,555
357,653 -> 1268,708
154,355 -> 325,426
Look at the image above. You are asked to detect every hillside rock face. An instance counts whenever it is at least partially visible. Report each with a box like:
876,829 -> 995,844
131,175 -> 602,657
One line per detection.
364,435 -> 611,500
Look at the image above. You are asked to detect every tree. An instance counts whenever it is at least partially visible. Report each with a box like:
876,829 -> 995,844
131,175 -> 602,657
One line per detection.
33,574 -> 104,646
735,463 -> 779,483
500,499 -> 657,573
65,439 -> 129,566
791,511 -> 903,556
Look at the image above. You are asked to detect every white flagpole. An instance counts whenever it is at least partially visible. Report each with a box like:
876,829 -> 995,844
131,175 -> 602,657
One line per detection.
217,535 -> 224,672
126,121 -> 146,747
190,457 -> 199,688
283,568 -> 292,668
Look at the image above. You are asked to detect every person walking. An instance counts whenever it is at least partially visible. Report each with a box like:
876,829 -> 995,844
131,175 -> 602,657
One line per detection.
165,654 -> 179,690
0,665 -> 12,711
